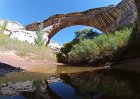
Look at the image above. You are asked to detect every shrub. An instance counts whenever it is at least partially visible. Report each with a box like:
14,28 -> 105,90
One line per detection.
56,28 -> 99,63
56,39 -> 79,63
67,28 -> 132,65
0,34 -> 8,38
0,20 -> 7,34
0,37 -> 56,62
34,23 -> 44,46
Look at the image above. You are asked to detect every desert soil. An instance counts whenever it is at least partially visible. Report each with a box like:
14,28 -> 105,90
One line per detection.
1,51 -> 140,73
0,51 -> 57,72
111,57 -> 140,73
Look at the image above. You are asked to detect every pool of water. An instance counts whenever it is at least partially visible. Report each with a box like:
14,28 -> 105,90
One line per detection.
1,95 -> 26,99
27,65 -> 103,74
1,66 -> 140,99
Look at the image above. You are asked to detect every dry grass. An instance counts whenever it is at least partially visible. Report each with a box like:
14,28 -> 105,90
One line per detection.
0,34 -> 57,84
0,34 -> 56,62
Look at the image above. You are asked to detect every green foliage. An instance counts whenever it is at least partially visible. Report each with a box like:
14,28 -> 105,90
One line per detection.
0,37 -> 56,62
57,39 -> 79,63
56,28 -> 99,63
0,20 -> 7,34
68,28 -> 131,65
0,34 -> 8,38
32,80 -> 44,92
57,28 -> 131,65
34,23 -> 44,46
75,28 -> 99,40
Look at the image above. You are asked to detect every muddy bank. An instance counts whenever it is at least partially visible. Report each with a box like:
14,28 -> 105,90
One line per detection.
111,57 -> 140,73
1,51 -> 140,74
0,51 -> 57,72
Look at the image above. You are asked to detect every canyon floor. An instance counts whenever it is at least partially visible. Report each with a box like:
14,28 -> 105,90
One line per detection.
0,51 -> 57,73
112,57 -> 140,73
0,51 -> 140,73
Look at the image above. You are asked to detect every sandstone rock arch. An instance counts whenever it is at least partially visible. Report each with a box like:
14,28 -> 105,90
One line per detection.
25,0 -> 136,44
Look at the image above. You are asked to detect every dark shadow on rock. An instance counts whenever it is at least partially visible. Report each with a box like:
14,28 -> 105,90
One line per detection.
0,62 -> 23,76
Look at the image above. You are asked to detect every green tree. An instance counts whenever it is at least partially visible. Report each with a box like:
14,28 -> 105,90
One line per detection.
68,28 -> 131,65
0,20 -> 7,34
32,80 -> 43,92
75,28 -> 99,40
56,28 -> 99,63
34,23 -> 44,46
57,39 -> 79,63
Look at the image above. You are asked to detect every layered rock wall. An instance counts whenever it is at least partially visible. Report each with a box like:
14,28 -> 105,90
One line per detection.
25,0 -> 136,43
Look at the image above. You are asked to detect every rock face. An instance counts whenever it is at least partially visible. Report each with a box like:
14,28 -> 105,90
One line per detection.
0,20 -> 62,52
25,0 -> 136,44
48,41 -> 63,53
0,20 -> 40,44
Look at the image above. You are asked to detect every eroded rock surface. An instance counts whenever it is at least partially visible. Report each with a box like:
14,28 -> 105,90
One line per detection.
0,20 -> 62,52
25,0 -> 136,43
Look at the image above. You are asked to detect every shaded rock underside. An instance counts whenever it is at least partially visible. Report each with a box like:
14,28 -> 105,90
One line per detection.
25,0 -> 136,43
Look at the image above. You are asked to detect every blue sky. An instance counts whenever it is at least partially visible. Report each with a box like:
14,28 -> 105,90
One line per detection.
0,0 -> 121,44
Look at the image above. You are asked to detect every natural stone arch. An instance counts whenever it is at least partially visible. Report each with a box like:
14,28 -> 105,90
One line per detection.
43,7 -> 120,38
25,0 -> 136,44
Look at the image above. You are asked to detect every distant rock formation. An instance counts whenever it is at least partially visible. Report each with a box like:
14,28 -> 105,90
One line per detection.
0,20 -> 62,52
49,41 -> 63,53
0,20 -> 39,44
25,0 -> 136,44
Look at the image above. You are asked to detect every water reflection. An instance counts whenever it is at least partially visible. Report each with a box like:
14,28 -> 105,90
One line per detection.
59,70 -> 140,99
1,68 -> 140,99
55,65 -> 104,73
1,95 -> 25,99
21,69 -> 140,99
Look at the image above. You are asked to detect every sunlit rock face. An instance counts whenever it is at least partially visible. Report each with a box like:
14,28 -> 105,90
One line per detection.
25,0 -> 136,43
48,41 -> 63,53
0,20 -> 49,44
0,20 -> 62,52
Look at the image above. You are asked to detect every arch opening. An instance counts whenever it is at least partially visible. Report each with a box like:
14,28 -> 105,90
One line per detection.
51,25 -> 103,44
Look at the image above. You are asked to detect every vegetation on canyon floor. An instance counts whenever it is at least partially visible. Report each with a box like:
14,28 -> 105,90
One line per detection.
34,23 -> 44,46
0,34 -> 56,62
0,20 -> 7,34
57,28 -> 132,66
0,20 -> 56,62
